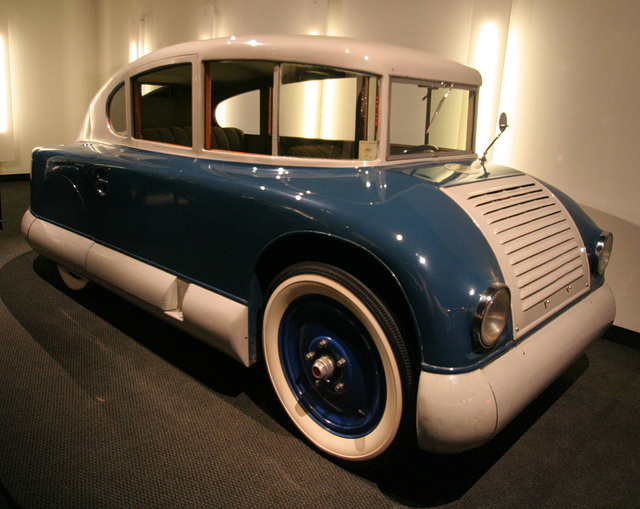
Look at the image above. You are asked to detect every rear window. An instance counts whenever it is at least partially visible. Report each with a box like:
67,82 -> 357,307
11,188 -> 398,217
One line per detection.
107,83 -> 126,136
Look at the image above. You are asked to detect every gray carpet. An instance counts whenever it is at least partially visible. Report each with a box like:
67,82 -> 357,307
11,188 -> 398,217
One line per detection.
1,180 -> 639,508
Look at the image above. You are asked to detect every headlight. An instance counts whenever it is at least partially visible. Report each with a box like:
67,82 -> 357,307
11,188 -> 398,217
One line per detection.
594,231 -> 613,275
474,283 -> 511,349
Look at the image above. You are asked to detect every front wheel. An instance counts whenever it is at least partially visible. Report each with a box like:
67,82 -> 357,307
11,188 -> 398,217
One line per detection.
262,262 -> 414,464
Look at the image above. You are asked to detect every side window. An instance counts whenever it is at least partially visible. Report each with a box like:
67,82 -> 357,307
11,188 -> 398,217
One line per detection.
202,61 -> 379,159
204,60 -> 275,154
107,83 -> 127,136
132,63 -> 192,147
278,64 -> 379,160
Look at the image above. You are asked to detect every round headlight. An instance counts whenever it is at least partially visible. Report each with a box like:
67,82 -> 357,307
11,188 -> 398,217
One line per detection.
474,283 -> 511,349
595,231 -> 613,275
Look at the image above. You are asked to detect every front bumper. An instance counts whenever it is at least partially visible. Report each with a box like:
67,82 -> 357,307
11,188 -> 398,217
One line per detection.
416,284 -> 615,454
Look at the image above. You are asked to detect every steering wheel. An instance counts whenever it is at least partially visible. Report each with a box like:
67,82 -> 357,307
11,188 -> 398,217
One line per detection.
403,144 -> 439,154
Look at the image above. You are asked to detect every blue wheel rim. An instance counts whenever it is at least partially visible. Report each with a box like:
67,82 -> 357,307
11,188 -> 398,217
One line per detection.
278,295 -> 386,438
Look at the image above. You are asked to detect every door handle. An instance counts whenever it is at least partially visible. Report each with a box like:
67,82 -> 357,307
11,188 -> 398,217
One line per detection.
94,168 -> 109,196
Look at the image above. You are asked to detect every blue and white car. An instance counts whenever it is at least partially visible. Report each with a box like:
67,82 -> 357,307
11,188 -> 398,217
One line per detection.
22,34 -> 615,466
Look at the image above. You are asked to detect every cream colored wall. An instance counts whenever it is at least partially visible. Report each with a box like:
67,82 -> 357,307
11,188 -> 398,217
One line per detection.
0,0 -> 98,175
1,0 -> 637,331
492,0 -> 640,332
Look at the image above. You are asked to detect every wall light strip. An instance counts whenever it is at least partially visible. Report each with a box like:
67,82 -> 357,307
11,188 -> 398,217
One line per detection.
0,7 -> 14,162
128,16 -> 145,62
0,34 -> 9,133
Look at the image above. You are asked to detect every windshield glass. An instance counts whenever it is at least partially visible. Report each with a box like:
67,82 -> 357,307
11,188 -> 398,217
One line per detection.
388,78 -> 476,159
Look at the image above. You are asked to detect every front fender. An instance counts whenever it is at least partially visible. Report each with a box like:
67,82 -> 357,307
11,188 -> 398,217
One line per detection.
349,181 -> 507,372
278,168 -> 508,372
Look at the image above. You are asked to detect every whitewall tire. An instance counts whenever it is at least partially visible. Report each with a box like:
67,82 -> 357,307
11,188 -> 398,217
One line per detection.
262,262 -> 413,463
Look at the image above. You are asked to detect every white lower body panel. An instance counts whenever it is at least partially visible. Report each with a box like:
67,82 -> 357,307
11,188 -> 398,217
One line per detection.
22,210 -> 250,366
416,283 -> 615,453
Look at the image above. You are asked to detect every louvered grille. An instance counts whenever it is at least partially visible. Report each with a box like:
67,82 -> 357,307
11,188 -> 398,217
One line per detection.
443,175 -> 590,338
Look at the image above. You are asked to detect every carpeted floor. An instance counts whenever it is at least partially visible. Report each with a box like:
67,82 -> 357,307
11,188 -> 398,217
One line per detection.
1,180 -> 639,508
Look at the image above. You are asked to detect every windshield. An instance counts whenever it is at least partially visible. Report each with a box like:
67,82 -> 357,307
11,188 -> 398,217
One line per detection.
388,78 -> 477,159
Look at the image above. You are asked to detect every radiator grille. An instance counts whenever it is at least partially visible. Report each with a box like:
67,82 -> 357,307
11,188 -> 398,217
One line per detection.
443,175 -> 590,338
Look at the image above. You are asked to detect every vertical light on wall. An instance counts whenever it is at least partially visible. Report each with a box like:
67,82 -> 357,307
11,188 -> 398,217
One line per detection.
0,8 -> 14,162
128,16 -> 145,62
325,0 -> 342,36
493,24 -> 521,164
302,80 -> 321,138
468,0 -> 512,160
306,0 -> 328,36
320,79 -> 338,139
198,3 -> 218,40
472,21 -> 501,157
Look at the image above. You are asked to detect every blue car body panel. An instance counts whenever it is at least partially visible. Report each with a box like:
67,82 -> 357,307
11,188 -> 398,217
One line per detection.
30,142 -> 603,373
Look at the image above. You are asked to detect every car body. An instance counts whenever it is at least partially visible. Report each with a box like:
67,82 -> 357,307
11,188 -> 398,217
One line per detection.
22,34 -> 615,465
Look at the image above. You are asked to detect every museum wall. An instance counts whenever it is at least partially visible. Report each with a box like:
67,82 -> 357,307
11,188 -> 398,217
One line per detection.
0,0 -> 99,174
0,0 -> 638,332
490,0 -> 640,332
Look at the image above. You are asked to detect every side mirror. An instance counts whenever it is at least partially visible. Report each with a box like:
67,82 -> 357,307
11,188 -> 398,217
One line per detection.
498,112 -> 508,133
480,112 -> 509,165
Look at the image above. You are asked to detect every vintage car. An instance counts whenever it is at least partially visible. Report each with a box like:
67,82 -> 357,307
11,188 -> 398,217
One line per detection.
22,34 -> 615,465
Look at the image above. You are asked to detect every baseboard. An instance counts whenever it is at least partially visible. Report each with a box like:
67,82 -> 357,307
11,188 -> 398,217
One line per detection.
0,173 -> 30,183
603,325 -> 640,350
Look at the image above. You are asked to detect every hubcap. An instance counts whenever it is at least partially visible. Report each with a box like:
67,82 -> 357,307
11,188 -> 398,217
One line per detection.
312,355 -> 335,380
278,295 -> 386,437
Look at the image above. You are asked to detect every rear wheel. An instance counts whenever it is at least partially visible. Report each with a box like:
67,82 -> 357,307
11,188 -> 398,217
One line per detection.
262,262 -> 414,464
57,265 -> 89,291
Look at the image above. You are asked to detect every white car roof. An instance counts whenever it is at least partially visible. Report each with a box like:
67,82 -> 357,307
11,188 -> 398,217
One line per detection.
79,34 -> 481,164
127,34 -> 482,86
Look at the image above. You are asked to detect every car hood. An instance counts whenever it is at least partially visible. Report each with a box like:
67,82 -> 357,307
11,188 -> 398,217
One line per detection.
391,160 -> 523,187
249,159 -> 524,209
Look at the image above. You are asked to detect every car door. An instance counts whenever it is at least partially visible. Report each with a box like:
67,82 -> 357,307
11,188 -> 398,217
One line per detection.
88,60 -> 198,272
